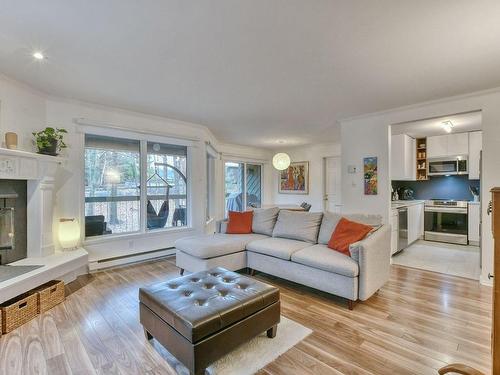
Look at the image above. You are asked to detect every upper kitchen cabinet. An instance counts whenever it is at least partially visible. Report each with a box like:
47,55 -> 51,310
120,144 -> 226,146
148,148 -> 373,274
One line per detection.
426,135 -> 448,158
391,134 -> 416,180
448,133 -> 469,155
427,133 -> 469,158
469,131 -> 482,180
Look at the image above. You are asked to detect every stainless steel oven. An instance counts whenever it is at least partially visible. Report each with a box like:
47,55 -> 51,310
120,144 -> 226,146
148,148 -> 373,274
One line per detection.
428,156 -> 468,176
424,200 -> 468,245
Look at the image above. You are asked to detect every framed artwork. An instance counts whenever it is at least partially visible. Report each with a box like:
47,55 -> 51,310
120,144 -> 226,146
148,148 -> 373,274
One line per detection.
363,156 -> 378,195
279,161 -> 309,194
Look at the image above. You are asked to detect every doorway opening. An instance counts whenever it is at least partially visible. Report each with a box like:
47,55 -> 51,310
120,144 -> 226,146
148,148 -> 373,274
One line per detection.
389,110 -> 482,280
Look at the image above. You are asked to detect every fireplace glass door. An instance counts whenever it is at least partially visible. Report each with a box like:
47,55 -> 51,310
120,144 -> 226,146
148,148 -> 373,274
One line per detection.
0,207 -> 14,251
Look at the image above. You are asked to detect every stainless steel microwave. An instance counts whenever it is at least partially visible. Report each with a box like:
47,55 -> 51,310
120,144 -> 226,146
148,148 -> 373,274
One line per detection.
428,156 -> 468,176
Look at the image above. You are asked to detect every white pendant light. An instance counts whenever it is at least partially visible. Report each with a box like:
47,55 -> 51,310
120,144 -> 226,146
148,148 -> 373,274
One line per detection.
272,153 -> 291,170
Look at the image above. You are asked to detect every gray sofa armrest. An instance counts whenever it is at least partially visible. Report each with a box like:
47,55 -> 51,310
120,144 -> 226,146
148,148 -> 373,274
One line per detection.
349,225 -> 391,301
216,220 -> 228,234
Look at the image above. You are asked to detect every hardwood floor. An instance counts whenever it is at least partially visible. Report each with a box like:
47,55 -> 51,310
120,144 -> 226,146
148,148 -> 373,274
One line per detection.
0,257 -> 492,375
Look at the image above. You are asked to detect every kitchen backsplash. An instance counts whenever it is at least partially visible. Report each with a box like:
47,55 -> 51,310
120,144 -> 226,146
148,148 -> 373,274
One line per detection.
392,175 -> 480,201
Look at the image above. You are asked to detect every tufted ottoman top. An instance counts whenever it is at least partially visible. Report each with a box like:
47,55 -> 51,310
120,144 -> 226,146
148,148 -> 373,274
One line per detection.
139,267 -> 279,343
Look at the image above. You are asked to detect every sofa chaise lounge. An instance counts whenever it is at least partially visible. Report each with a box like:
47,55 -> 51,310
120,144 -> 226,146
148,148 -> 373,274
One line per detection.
175,208 -> 391,309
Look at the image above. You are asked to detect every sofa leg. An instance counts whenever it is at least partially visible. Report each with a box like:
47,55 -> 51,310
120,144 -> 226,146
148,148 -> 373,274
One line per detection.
347,299 -> 354,310
267,325 -> 277,338
180,268 -> 185,276
249,268 -> 256,276
144,328 -> 153,341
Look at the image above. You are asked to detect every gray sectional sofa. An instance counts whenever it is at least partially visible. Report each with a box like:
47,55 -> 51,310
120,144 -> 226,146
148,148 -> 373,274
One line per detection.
175,208 -> 391,308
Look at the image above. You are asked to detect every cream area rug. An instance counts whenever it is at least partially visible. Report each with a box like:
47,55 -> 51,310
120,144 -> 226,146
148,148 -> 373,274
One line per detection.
158,316 -> 312,375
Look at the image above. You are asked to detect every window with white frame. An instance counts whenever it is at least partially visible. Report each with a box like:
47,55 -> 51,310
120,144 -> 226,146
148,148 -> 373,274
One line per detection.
224,161 -> 262,217
206,153 -> 216,222
84,133 -> 189,238
146,141 -> 188,230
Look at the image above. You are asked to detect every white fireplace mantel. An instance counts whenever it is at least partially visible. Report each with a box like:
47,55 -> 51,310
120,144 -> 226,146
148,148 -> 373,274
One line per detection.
0,147 -> 65,179
0,147 -> 64,257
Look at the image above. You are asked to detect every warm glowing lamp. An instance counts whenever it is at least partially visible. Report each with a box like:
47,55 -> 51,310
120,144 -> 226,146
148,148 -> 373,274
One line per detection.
272,153 -> 291,170
58,218 -> 80,249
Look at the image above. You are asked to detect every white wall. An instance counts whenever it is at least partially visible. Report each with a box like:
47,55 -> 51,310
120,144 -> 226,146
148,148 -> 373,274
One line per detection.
340,88 -> 500,286
0,75 -> 46,151
0,75 -> 271,263
271,143 -> 341,212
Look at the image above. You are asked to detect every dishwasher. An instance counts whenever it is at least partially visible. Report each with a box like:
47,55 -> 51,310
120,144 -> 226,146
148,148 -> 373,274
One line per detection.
397,207 -> 408,253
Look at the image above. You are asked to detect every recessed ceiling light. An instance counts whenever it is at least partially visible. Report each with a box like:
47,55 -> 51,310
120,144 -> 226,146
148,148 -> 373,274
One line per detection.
441,120 -> 454,133
276,140 -> 286,144
33,51 -> 45,60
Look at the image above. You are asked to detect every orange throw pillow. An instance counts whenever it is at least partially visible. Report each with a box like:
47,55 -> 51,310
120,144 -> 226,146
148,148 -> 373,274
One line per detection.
328,217 -> 373,256
226,211 -> 253,234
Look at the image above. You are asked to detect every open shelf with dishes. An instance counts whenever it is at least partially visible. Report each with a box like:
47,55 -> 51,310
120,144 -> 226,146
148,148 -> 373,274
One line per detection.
416,137 -> 428,180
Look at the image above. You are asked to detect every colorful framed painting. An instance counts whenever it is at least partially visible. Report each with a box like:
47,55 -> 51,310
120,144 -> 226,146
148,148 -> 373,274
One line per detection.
363,157 -> 378,195
279,161 -> 309,194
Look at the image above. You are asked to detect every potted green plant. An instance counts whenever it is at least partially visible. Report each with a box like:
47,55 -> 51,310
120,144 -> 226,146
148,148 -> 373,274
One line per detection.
32,127 -> 68,156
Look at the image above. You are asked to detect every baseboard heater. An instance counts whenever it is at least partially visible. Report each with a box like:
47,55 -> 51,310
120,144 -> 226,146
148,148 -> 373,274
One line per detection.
88,247 -> 176,271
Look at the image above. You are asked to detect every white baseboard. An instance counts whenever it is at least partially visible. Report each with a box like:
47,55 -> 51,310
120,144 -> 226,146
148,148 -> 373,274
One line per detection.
88,248 -> 175,271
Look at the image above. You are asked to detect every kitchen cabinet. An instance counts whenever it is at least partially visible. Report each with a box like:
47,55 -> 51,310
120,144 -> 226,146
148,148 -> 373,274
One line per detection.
390,209 -> 399,255
468,202 -> 480,246
391,134 -> 416,180
427,135 -> 448,158
407,203 -> 424,244
427,133 -> 469,158
448,133 -> 469,155
468,131 -> 482,180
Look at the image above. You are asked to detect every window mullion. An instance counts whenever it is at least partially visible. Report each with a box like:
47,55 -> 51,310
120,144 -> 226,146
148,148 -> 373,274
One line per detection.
243,163 -> 247,211
140,139 -> 148,233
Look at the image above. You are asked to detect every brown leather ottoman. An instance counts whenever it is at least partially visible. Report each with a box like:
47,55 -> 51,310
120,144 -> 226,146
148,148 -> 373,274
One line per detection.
139,267 -> 280,375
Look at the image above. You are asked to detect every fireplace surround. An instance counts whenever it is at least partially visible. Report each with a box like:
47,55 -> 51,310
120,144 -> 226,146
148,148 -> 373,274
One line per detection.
0,147 -> 88,303
0,148 -> 60,258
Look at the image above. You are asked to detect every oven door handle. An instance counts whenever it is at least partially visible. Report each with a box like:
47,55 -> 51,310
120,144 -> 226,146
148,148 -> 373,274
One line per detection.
424,207 -> 468,214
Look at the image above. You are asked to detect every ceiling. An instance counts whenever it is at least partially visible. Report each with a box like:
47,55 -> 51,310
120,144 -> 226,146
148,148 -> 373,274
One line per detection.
1,1 -> 500,148
391,111 -> 482,138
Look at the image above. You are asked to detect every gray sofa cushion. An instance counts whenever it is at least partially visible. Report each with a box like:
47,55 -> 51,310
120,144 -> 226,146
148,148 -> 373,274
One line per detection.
272,211 -> 323,243
252,207 -> 280,236
318,212 -> 383,245
246,237 -> 311,260
175,233 -> 268,259
291,244 -> 360,277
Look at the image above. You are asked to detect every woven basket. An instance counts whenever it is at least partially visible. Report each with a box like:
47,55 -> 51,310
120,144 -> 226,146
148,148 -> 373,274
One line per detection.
32,280 -> 65,313
1,292 -> 38,334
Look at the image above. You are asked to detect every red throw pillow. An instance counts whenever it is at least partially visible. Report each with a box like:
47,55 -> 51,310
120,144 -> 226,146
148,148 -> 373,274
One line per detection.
226,211 -> 253,234
328,217 -> 373,256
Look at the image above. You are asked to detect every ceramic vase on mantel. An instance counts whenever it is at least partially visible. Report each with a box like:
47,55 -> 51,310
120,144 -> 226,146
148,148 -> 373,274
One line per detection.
5,132 -> 18,150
